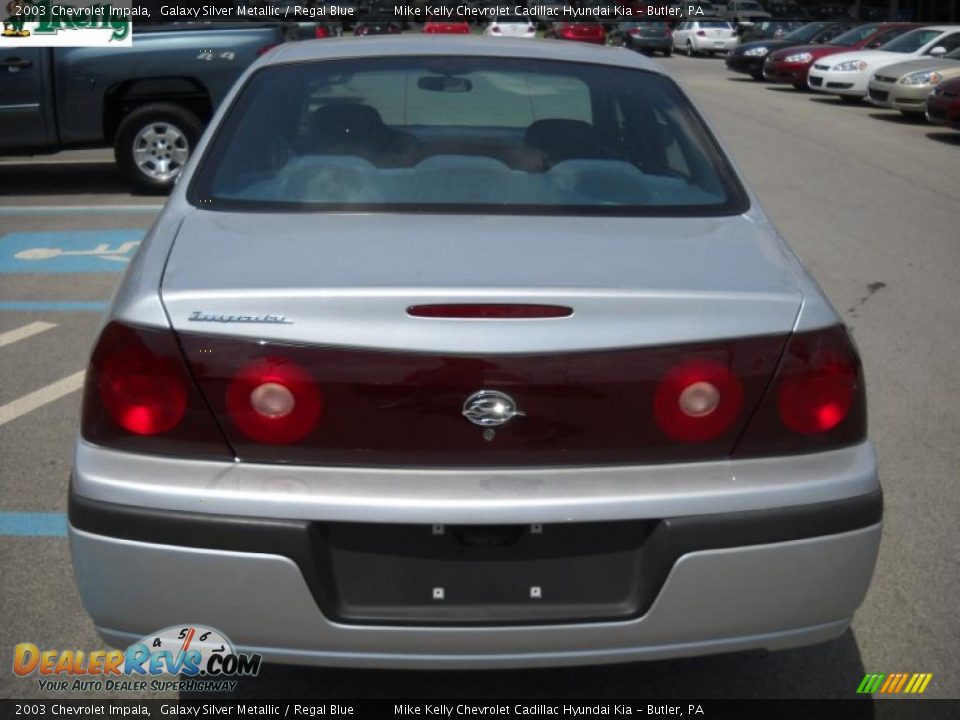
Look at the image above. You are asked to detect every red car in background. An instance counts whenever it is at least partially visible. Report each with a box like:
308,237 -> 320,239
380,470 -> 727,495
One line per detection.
926,75 -> 960,129
422,22 -> 471,34
544,23 -> 607,45
763,23 -> 918,90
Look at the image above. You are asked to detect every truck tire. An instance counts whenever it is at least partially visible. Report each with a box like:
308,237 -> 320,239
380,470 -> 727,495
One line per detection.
114,103 -> 203,194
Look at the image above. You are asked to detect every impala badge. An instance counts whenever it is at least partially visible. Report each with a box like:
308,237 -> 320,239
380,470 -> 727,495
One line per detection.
188,311 -> 292,325
462,390 -> 525,427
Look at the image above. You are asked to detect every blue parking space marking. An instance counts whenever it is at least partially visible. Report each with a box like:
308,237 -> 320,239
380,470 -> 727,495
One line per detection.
0,301 -> 108,311
0,230 -> 143,273
0,512 -> 67,538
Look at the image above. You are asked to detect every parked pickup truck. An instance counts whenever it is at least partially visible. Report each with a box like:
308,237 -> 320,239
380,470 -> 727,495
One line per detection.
0,23 -> 291,192
723,0 -> 772,27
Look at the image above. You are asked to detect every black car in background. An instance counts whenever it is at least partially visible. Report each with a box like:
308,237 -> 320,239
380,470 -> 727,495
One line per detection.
354,21 -> 402,35
765,1 -> 811,19
726,21 -> 852,79
606,22 -> 673,56
740,20 -> 805,42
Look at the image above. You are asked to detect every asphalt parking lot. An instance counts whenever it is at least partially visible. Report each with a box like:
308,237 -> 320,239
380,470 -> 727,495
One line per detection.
1,50 -> 958,703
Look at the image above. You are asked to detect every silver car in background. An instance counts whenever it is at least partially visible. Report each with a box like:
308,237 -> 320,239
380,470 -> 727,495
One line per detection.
70,37 -> 882,669
867,46 -> 960,115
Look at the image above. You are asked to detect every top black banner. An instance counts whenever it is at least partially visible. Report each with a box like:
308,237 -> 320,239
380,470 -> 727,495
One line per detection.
111,1 -> 960,25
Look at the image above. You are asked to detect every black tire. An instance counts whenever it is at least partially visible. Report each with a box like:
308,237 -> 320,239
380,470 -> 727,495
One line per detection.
751,69 -> 765,81
114,103 -> 204,194
663,48 -> 672,57
685,41 -> 694,57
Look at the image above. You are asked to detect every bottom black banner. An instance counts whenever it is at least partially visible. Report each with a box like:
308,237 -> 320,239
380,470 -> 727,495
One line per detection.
1,700 -> 959,720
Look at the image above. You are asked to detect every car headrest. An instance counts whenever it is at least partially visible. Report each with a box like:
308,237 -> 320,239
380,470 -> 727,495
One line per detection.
524,119 -> 609,165
309,104 -> 388,151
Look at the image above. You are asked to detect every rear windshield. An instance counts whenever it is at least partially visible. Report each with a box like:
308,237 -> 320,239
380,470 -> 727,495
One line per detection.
190,56 -> 747,216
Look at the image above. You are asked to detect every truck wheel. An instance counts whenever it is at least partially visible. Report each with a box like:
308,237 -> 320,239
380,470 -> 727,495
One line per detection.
114,103 -> 203,194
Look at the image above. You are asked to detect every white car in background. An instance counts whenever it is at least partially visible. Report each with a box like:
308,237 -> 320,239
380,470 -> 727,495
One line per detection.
807,26 -> 960,103
484,18 -> 537,38
672,20 -> 738,57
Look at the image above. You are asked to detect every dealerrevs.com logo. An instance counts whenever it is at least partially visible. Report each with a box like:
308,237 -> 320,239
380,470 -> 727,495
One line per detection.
2,0 -> 135,46
13,625 -> 262,693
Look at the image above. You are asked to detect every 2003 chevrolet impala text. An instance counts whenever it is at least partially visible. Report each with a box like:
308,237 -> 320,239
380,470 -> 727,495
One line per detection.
69,36 -> 882,669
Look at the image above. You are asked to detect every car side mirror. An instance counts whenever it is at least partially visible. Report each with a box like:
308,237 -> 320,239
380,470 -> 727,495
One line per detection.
929,46 -> 947,57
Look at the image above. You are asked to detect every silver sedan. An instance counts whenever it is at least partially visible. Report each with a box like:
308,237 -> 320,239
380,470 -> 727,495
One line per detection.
69,36 -> 882,670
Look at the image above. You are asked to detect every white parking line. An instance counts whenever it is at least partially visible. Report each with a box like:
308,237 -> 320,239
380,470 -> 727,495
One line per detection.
0,321 -> 57,349
0,159 -> 113,166
0,371 -> 85,428
0,205 -> 163,216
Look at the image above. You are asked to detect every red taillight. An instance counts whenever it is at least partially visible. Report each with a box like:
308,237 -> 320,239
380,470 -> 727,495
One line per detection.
179,332 -> 786,466
99,343 -> 187,435
654,359 -> 743,443
407,304 -> 573,319
734,325 -> 866,457
777,336 -> 857,434
491,26 -> 501,33
315,26 -> 330,39
82,322 -> 232,458
696,30 -> 707,37
226,357 -> 323,444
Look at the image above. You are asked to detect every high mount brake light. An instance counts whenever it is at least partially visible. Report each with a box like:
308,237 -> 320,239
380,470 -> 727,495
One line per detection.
407,304 -> 573,319
81,322 -> 232,459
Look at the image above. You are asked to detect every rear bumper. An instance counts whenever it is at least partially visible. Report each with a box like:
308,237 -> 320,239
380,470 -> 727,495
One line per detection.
697,37 -> 737,53
71,515 -> 881,669
628,38 -> 672,51
69,443 -> 882,667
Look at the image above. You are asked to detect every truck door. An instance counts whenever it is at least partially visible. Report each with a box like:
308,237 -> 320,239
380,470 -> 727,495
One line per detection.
0,48 -> 52,149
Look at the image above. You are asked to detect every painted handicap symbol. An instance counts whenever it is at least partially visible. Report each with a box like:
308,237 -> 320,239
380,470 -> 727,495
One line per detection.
15,241 -> 141,263
0,230 -> 144,273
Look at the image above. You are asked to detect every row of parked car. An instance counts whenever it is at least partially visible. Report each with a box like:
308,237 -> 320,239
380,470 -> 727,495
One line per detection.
720,22 -> 960,129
